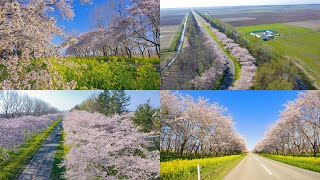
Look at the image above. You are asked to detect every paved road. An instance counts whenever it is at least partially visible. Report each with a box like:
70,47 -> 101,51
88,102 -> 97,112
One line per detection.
18,121 -> 62,180
224,153 -> 320,180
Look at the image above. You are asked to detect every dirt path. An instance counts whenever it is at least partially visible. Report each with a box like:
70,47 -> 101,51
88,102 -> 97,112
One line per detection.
18,121 -> 62,180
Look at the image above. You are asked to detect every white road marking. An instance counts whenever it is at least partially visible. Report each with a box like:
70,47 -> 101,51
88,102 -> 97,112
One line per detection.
261,164 -> 273,175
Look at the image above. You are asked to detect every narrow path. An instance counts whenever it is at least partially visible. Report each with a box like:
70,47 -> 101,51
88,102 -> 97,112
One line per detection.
223,153 -> 320,180
18,121 -> 62,180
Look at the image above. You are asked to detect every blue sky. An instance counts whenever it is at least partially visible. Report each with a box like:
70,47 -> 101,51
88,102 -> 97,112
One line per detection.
175,90 -> 302,150
16,90 -> 160,112
161,0 -> 320,8
51,0 -> 131,46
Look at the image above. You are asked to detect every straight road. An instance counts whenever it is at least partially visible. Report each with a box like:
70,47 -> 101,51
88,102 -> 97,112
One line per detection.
224,153 -> 320,180
18,121 -> 62,180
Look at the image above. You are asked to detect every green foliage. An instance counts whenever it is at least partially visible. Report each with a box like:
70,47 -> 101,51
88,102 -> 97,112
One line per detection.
75,90 -> 131,116
259,154 -> 320,172
50,57 -> 160,90
160,154 -> 246,180
132,99 -> 160,132
97,90 -> 131,116
50,130 -> 69,180
0,118 -> 62,179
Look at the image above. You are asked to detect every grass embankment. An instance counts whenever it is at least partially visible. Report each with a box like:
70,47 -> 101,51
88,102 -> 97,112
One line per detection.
197,17 -> 241,81
50,130 -> 69,180
259,154 -> 320,172
160,153 -> 246,180
0,117 -> 63,179
169,14 -> 187,51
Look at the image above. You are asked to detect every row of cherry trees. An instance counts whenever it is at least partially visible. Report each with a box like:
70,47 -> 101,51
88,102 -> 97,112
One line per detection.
194,11 -> 256,90
0,91 -> 59,118
0,113 -> 62,149
66,0 -> 160,58
160,91 -> 247,156
253,91 -> 320,157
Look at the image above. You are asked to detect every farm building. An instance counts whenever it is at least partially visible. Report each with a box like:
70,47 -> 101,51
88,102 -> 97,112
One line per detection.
249,30 -> 277,41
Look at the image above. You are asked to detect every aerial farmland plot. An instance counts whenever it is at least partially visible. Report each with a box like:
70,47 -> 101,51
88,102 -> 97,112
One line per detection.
188,4 -> 320,89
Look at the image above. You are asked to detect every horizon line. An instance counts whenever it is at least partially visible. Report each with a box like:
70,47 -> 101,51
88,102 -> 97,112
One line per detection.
160,3 -> 320,9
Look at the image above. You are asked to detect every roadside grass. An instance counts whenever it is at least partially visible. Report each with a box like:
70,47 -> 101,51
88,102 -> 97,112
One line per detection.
67,56 -> 160,65
49,130 -> 69,180
238,23 -> 320,88
198,17 -> 241,81
160,153 -> 246,180
259,154 -> 320,172
0,117 -> 62,179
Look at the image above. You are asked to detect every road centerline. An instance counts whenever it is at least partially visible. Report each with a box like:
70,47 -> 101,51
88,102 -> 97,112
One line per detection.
260,163 -> 273,175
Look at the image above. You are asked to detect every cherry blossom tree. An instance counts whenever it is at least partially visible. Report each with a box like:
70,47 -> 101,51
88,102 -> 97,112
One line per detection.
253,91 -> 320,157
0,0 -> 92,89
61,110 -> 160,179
160,91 -> 247,156
0,113 -> 62,149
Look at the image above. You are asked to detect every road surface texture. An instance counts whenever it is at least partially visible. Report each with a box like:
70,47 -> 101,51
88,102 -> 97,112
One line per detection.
224,153 -> 320,180
18,120 -> 62,180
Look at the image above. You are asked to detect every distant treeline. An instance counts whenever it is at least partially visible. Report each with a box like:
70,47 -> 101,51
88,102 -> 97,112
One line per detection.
0,91 -> 59,118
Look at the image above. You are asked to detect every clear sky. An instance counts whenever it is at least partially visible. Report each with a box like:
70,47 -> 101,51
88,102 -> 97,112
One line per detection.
15,90 -> 160,112
51,0 -> 131,46
175,90 -> 302,151
161,0 -> 320,8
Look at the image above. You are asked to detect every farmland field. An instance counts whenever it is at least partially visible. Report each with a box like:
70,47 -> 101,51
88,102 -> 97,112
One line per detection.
198,4 -> 320,27
238,23 -> 320,88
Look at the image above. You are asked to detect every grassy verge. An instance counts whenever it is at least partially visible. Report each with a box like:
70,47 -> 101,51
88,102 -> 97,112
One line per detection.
169,13 -> 188,51
49,130 -> 69,180
160,153 -> 246,180
0,117 -> 62,179
259,154 -> 320,172
197,17 -> 241,81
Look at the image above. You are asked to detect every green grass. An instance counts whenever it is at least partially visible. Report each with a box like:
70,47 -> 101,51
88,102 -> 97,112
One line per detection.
198,17 -> 241,81
238,23 -> 313,34
238,23 -> 320,88
0,117 -> 62,179
259,154 -> 320,172
169,14 -> 187,51
49,130 -> 69,180
161,153 -> 246,180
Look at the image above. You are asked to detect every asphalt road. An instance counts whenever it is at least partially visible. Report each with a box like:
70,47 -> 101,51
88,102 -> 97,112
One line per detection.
18,121 -> 62,180
224,153 -> 320,180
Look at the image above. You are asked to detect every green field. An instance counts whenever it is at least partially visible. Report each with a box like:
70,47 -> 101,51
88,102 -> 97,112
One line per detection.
160,153 -> 246,180
238,23 -> 320,88
259,154 -> 320,172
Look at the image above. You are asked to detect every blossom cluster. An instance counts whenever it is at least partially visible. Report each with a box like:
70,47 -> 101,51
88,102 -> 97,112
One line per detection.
62,110 -> 160,179
0,113 -> 63,149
